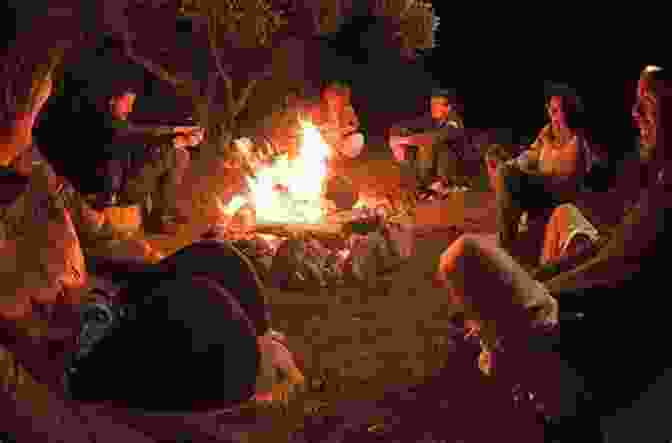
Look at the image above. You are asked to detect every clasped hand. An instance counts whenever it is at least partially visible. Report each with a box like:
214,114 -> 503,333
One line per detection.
172,126 -> 205,148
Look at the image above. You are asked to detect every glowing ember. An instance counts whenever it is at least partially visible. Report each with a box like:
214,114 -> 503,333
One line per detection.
227,120 -> 331,224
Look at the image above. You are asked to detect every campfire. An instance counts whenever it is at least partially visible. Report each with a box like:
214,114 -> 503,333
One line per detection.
214,119 -> 415,289
228,120 -> 331,225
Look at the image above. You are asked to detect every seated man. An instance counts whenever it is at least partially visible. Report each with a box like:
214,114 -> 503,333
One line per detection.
0,34 -> 301,441
435,65 -> 672,436
98,84 -> 203,235
389,88 -> 478,190
38,82 -> 203,262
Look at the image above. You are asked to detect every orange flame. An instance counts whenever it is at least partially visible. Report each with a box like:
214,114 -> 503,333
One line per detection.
226,120 -> 331,224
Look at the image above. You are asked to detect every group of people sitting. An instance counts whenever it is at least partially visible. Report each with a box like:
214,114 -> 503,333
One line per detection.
1,7 -> 671,440
431,65 -> 672,439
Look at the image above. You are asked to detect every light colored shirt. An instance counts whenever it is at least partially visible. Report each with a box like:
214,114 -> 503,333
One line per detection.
0,161 -> 86,321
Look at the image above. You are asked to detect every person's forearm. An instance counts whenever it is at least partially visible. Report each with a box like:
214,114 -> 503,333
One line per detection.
112,125 -> 175,149
126,123 -> 176,136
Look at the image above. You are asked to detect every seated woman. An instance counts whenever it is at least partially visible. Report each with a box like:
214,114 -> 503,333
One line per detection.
496,86 -> 594,255
435,66 -> 672,432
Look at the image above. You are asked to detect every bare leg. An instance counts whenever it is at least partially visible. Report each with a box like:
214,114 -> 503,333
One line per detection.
542,205 -> 570,265
437,234 -> 562,414
541,204 -> 599,267
438,234 -> 557,347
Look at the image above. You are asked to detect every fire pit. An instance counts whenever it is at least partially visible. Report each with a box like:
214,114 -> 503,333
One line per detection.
210,202 -> 415,290
212,121 -> 416,289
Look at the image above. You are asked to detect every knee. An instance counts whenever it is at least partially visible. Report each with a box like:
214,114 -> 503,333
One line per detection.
549,204 -> 572,229
438,234 -> 478,276
460,234 -> 485,257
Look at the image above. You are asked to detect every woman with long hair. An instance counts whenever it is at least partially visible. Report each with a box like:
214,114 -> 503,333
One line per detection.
495,85 -> 594,254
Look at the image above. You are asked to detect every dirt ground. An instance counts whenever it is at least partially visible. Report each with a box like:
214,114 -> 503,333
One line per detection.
222,150 -> 501,442
140,147 -> 503,442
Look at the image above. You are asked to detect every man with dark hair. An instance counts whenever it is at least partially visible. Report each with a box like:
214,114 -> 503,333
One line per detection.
388,88 -> 477,191
97,82 -> 203,234
0,20 -> 297,441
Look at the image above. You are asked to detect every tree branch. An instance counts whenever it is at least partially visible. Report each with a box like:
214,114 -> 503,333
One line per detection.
233,78 -> 260,117
123,32 -> 185,90
207,11 -> 235,113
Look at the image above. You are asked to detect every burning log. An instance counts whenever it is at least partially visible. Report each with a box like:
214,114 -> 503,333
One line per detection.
253,222 -> 347,247
208,214 -> 413,290
213,117 -> 419,290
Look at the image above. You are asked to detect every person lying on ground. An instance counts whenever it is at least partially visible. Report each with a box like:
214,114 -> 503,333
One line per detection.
0,27 -> 300,442
0,22 -> 150,441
